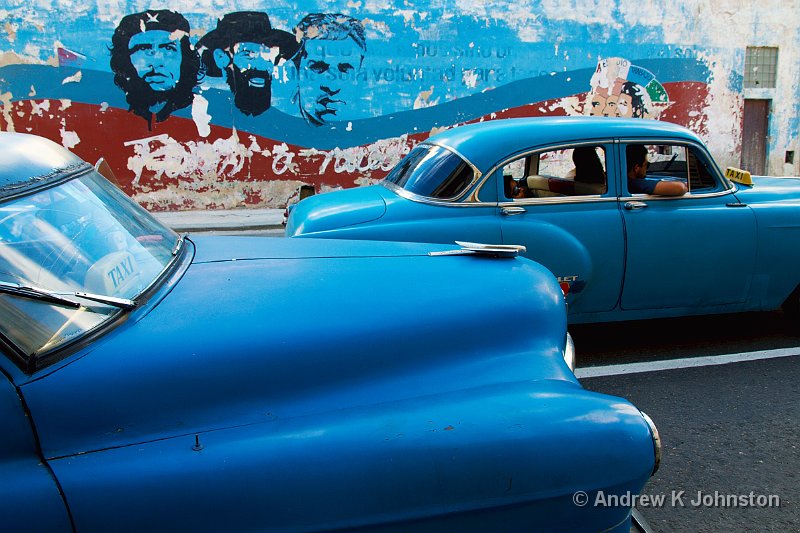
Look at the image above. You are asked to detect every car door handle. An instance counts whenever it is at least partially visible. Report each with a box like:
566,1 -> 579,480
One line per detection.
624,201 -> 648,210
502,206 -> 526,216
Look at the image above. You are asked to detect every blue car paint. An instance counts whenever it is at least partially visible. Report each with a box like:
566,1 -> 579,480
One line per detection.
21,237 -> 571,458
287,117 -> 800,323
732,177 -> 800,307
46,380 -> 654,532
0,377 -> 73,531
4,236 -> 655,532
0,131 -> 660,531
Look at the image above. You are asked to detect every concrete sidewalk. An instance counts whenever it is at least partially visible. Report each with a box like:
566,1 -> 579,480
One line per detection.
152,208 -> 284,233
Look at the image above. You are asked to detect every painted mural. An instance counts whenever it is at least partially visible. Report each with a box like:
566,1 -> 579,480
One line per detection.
0,1 -> 775,211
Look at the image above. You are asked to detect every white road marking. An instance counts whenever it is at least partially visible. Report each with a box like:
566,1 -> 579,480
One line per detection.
575,346 -> 800,379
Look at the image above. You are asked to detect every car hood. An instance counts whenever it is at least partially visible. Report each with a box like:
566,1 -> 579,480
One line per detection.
22,236 -> 575,458
286,185 -> 387,236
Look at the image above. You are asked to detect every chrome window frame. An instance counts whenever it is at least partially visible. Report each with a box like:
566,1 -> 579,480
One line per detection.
478,140 -> 618,207
380,135 -> 735,208
616,137 -> 737,202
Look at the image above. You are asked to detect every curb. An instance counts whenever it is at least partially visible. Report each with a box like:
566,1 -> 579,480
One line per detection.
152,208 -> 284,232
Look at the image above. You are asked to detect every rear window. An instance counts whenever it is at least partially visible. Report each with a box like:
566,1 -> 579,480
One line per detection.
384,144 -> 475,199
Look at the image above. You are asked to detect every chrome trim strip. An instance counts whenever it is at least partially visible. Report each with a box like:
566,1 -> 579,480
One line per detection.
563,333 -> 576,372
631,508 -> 656,533
382,180 -> 496,208
619,188 -> 737,202
498,196 -> 618,207
641,411 -> 662,475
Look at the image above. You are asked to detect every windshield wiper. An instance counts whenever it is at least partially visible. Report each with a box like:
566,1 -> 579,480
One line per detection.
0,281 -> 81,308
0,281 -> 135,310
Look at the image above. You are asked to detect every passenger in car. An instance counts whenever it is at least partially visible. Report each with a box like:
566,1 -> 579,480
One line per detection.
626,144 -> 687,196
505,174 -> 529,199
570,147 -> 607,194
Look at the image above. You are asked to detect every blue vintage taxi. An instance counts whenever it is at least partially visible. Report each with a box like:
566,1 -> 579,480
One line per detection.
0,132 -> 659,531
287,117 -> 800,324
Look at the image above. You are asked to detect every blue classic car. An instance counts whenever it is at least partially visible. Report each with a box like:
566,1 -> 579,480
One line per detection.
287,117 -> 800,324
0,132 -> 660,532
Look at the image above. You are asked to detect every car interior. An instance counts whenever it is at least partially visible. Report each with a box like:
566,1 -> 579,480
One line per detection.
502,146 -> 608,200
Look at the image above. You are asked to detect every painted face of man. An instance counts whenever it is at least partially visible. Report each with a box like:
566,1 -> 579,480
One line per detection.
297,38 -> 363,124
128,30 -> 183,91
588,93 -> 607,116
231,42 -> 281,88
224,41 -> 281,116
616,92 -> 634,118
601,94 -> 620,117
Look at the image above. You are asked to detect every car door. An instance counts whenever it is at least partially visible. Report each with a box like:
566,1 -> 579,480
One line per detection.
0,370 -> 72,530
495,142 -> 625,315
617,141 -> 757,311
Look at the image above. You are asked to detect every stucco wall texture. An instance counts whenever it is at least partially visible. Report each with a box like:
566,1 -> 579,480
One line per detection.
1,0 -> 798,210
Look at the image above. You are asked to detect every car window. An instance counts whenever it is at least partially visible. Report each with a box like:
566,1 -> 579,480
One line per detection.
626,144 -> 720,195
0,170 -> 177,362
383,144 -> 475,200
501,146 -> 608,200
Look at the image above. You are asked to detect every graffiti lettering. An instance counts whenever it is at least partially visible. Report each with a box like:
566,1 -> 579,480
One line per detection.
304,135 -> 412,175
124,133 -> 249,184
270,143 -> 297,175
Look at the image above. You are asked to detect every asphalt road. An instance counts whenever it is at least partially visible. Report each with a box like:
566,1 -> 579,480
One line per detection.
575,313 -> 800,532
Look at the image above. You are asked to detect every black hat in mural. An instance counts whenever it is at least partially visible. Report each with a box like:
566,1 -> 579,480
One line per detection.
113,10 -> 191,39
199,11 -> 297,56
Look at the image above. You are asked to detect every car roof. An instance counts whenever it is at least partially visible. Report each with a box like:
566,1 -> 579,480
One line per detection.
0,132 -> 88,200
426,117 -> 704,172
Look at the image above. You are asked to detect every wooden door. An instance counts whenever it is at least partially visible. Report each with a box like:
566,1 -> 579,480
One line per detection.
742,99 -> 770,175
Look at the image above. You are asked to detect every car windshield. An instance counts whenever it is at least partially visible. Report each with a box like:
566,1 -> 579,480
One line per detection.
383,144 -> 475,199
0,170 -> 177,361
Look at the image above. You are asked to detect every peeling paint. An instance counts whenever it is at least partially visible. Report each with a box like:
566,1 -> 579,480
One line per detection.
4,22 -> 17,44
60,126 -> 80,149
30,100 -> 51,117
462,69 -> 478,89
191,95 -> 212,138
0,91 -> 15,132
0,0 -> 797,211
62,71 -> 82,84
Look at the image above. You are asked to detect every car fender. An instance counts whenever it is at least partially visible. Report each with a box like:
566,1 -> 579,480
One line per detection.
47,380 -> 655,532
0,375 -> 72,531
732,178 -> 800,308
286,186 -> 386,236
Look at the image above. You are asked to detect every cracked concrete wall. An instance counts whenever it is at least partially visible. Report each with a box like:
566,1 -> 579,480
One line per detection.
1,0 -> 798,210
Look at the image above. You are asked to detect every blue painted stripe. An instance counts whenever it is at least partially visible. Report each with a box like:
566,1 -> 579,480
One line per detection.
0,59 -> 710,150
